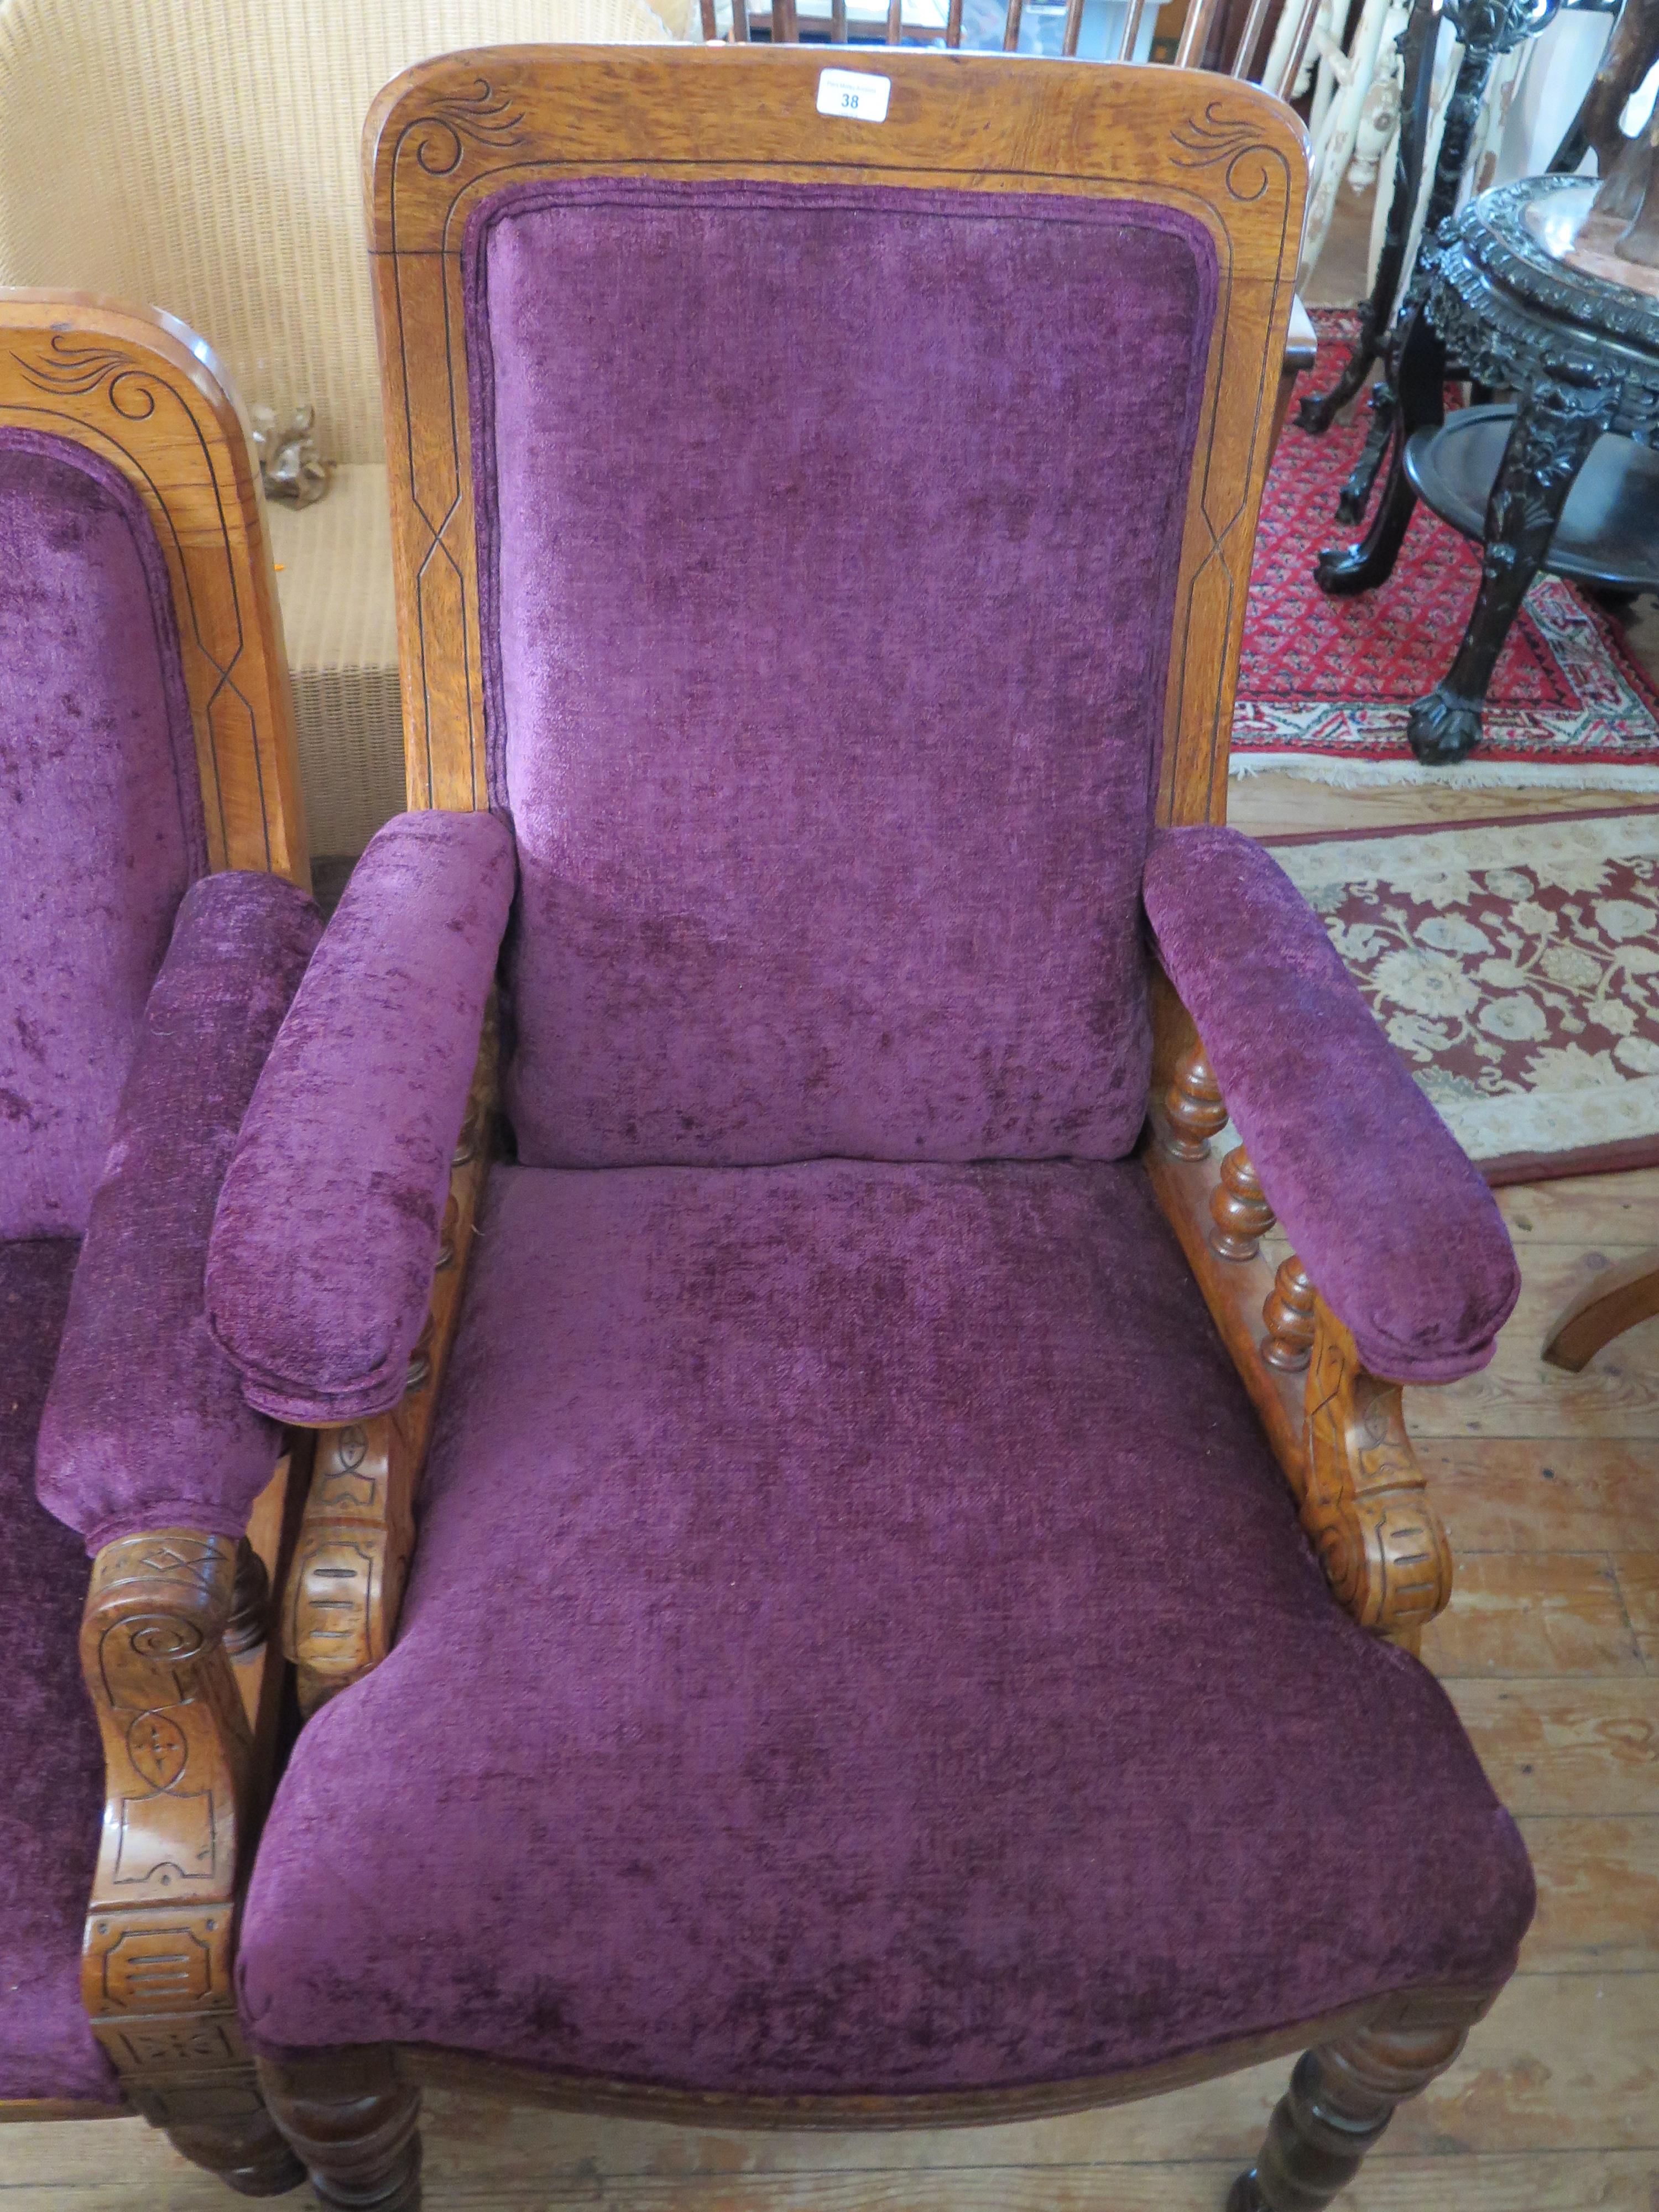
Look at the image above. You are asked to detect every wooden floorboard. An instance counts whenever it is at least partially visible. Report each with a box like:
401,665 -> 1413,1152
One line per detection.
1517,1816 -> 1659,1972
1450,1679 -> 1659,1815
1423,1439 -> 1659,1555
4,786 -> 1657,2206
1405,1253 -> 1659,1441
1422,1552 -> 1646,1680
7,2138 -> 1658,2211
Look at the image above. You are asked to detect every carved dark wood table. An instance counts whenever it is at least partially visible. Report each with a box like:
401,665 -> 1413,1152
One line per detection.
1320,173 -> 1659,763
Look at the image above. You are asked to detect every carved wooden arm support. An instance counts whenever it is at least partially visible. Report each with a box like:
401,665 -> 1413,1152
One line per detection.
79,1529 -> 266,2122
1143,1034 -> 1453,1652
282,1009 -> 498,1714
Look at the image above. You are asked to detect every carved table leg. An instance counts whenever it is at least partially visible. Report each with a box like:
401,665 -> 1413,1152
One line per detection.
1316,301 -> 1445,597
1301,0 -> 1442,471
1335,392 -> 1400,528
257,2047 -> 421,2211
1228,1988 -> 1494,2211
1408,392 -> 1604,763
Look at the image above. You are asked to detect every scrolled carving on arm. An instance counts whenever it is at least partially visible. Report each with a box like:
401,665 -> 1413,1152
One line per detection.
76,1530 -> 274,2122
284,1007 -> 499,1714
1299,1300 -> 1453,1648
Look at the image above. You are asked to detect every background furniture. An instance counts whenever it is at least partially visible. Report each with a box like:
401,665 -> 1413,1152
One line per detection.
202,50 -> 1527,2212
1303,0 -> 1652,535
1321,173 -> 1659,760
704,0 -> 1320,85
0,289 -> 317,2189
0,0 -> 697,857
1551,0 -> 1659,175
1543,1250 -> 1659,1365
1296,0 -> 1558,515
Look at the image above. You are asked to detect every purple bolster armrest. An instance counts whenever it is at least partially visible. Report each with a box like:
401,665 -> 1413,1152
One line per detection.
35,872 -> 322,1552
1142,825 -> 1520,1383
206,811 -> 517,1426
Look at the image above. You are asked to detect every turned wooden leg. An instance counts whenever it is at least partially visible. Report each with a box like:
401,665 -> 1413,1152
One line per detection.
1407,392 -> 1603,764
1228,1992 -> 1491,2212
163,2108 -> 305,2197
256,2048 -> 421,2211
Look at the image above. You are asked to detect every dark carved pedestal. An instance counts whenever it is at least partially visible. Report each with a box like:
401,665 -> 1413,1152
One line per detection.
1298,0 -> 1557,529
1317,173 -> 1659,763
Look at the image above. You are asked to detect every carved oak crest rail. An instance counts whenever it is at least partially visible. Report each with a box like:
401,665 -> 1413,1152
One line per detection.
361,49 -> 1305,833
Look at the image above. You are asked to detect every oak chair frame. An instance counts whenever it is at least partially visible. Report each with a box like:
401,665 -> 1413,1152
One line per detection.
0,290 -> 311,2194
262,51 -> 1499,2212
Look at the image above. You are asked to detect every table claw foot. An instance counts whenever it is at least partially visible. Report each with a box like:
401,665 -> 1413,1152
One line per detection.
1407,685 -> 1483,763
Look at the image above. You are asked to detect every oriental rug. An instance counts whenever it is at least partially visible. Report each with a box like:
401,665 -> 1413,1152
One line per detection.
1265,807 -> 1659,1184
1233,317 -> 1659,791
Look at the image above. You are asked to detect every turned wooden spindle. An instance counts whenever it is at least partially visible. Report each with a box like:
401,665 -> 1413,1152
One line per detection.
434,1191 -> 460,1272
1261,1255 -> 1317,1371
1160,1044 -> 1228,1160
1210,1144 -> 1275,1262
223,1535 -> 272,1657
405,1312 -> 436,1397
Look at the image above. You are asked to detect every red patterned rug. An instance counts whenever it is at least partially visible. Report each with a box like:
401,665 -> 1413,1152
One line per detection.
1234,317 -> 1659,789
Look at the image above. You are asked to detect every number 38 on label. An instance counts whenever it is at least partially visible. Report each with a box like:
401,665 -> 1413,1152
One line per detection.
816,69 -> 891,122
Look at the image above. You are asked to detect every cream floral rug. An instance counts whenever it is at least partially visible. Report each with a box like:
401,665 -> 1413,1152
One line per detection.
1266,808 -> 1659,1184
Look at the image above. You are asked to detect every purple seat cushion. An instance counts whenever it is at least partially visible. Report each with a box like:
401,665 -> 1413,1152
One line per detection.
37,872 -> 321,1551
0,430 -> 205,1241
1143,826 -> 1520,1383
467,179 -> 1218,1170
239,1160 -> 1531,2093
0,1240 -> 119,2105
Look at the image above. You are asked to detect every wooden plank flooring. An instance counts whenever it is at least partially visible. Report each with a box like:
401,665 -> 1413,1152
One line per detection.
7,774 -> 1657,2205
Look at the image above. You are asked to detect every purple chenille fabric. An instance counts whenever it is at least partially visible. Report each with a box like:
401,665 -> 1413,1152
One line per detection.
206,811 -> 515,1425
238,1159 -> 1533,2090
36,872 -> 320,1551
466,179 -> 1218,1169
1142,825 -> 1520,1383
0,1240 -> 120,2104
1,429 -> 206,1241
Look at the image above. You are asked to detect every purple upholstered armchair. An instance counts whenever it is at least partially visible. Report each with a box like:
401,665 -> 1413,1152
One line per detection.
0,293 -> 320,2192
204,50 -> 1528,2212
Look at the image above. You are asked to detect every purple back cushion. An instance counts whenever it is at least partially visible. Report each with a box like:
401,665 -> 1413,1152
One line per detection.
1,430 -> 205,1238
467,180 -> 1217,1167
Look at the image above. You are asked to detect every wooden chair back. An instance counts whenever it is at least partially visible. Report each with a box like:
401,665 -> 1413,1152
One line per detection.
363,47 -> 1306,835
0,290 -> 309,885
